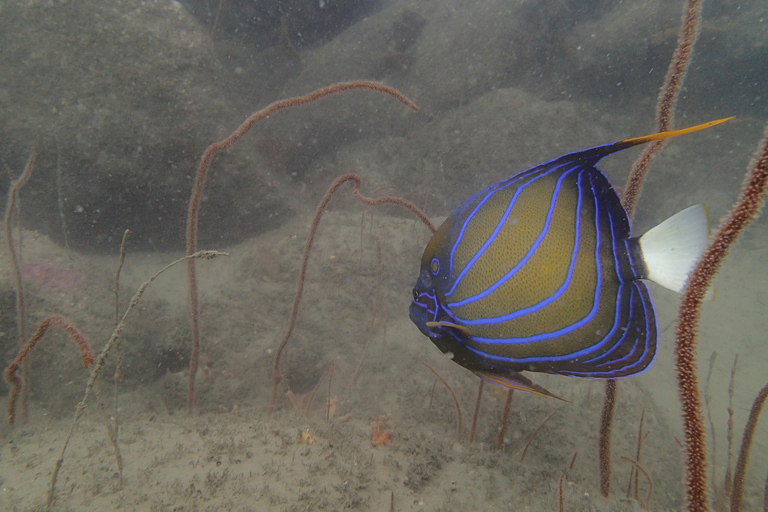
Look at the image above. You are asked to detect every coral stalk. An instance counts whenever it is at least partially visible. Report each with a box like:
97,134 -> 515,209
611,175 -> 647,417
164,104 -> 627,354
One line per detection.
496,389 -> 514,451
47,250 -> 227,508
599,379 -> 617,497
268,173 -> 433,412
626,407 -> 647,500
185,81 -> 418,413
602,0 -> 704,497
520,409 -> 559,462
4,152 -> 37,423
421,361 -> 463,442
621,456 -> 653,509
675,122 -> 768,512
730,381 -> 768,512
469,379 -> 484,443
622,0 -> 703,217
4,315 -> 94,425
725,355 -> 739,498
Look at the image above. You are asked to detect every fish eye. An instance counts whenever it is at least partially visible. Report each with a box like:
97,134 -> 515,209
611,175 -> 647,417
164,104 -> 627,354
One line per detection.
430,258 -> 440,275
412,288 -> 419,300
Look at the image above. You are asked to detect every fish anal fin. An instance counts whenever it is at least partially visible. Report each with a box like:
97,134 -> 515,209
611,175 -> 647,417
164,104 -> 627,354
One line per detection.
474,371 -> 567,401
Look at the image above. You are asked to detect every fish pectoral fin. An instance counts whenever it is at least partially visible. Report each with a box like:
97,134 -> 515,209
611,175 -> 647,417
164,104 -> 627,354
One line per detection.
425,321 -> 470,335
474,371 -> 566,401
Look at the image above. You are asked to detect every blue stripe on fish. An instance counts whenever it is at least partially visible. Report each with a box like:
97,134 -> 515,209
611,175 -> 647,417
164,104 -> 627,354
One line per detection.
409,119 -> 729,396
446,165 -> 560,296
461,170 -> 606,346
448,167 -> 575,308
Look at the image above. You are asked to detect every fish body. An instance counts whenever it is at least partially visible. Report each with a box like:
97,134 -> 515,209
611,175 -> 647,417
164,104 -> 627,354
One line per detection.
409,120 -> 727,395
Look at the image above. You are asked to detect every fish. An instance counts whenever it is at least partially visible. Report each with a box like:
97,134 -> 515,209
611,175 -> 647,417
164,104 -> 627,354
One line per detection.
409,119 -> 730,398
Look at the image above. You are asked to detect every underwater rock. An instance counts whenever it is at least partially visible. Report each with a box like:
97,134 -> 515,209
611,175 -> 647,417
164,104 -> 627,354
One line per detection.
333,87 -> 618,215
0,0 -> 293,251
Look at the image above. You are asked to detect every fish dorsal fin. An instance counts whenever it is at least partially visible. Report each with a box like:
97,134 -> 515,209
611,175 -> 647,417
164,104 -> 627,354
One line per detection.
612,117 -> 733,151
560,117 -> 733,166
639,204 -> 712,297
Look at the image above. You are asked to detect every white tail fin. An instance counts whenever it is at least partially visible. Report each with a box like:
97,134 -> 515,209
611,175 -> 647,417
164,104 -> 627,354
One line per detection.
639,204 -> 709,294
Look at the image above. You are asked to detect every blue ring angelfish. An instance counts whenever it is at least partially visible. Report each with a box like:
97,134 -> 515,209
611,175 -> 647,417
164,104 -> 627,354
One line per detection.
409,119 -> 730,398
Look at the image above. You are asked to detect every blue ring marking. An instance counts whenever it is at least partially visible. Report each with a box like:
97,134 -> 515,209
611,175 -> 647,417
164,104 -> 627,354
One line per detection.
615,282 -> 655,374
545,172 -> 634,366
451,168 -> 584,324
446,163 -> 569,297
414,289 -> 464,327
572,193 -> 629,364
579,284 -> 634,365
460,171 -> 604,358
585,287 -> 654,372
430,258 -> 440,275
446,171 -> 536,284
448,166 -> 576,308
624,239 -> 637,281
442,135 -> 636,286
446,172 -> 532,294
564,281 -> 655,377
568,282 -> 653,375
447,164 -> 569,297
592,293 -> 643,368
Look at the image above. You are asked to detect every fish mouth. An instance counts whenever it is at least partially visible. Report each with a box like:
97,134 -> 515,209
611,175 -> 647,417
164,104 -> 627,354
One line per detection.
409,302 -> 432,337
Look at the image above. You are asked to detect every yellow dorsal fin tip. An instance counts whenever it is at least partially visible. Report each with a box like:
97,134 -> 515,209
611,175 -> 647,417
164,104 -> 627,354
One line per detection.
621,117 -> 734,147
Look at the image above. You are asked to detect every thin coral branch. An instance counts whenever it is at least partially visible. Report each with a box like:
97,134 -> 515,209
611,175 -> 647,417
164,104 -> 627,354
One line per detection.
469,379 -> 484,443
704,352 -> 719,489
421,361 -> 462,442
730,381 -> 768,512
210,0 -> 225,40
268,173 -> 433,413
725,354 -> 739,498
569,451 -> 578,471
47,250 -> 227,509
4,152 -> 37,423
676,122 -> 768,512
520,409 -> 559,462
352,236 -> 383,384
607,1 -> 704,500
110,229 -> 131,496
113,229 -> 130,326
4,315 -> 94,425
599,379 -> 617,497
622,0 -> 703,217
185,81 -> 418,414
303,361 -> 334,417
763,469 -> 768,512
326,362 -> 335,422
621,456 -> 653,510
496,389 -> 514,451
627,407 -> 647,500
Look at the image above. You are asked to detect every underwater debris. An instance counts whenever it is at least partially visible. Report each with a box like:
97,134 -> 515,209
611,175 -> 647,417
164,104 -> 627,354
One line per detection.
300,429 -> 315,444
371,417 -> 392,446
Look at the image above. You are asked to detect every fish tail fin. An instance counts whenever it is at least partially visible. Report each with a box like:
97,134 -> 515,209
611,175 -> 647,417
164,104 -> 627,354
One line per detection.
613,117 -> 733,152
639,204 -> 713,298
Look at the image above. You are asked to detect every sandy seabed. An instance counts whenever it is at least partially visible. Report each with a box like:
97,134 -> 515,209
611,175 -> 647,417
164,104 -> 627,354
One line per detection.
0,207 -> 766,512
